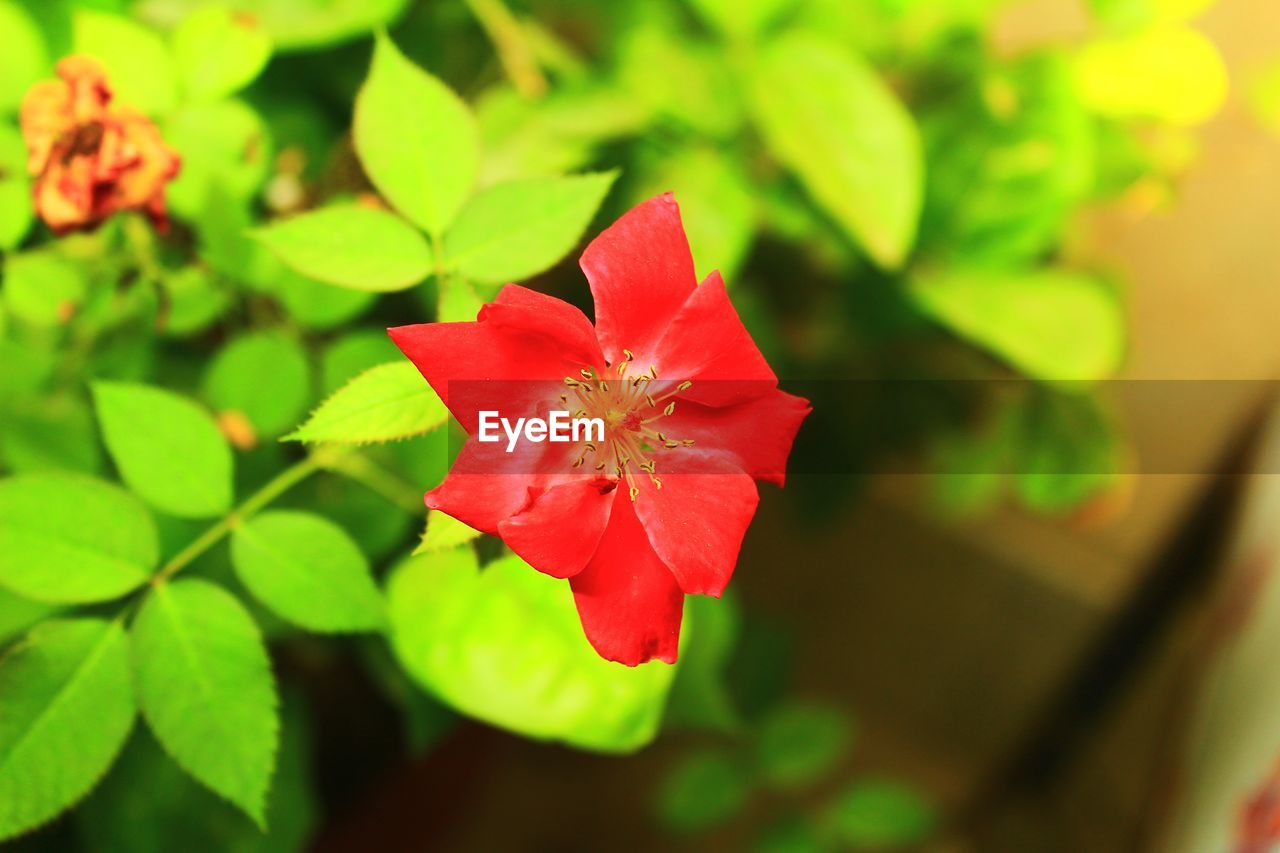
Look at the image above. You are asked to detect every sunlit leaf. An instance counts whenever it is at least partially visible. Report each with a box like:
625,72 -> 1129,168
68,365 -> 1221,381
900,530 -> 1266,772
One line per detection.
0,0 -> 47,114
286,362 -> 447,445
2,250 -> 88,327
687,0 -> 795,40
1074,26 -> 1228,126
172,6 -> 271,101
231,511 -> 385,633
354,32 -> 478,235
0,472 -> 156,603
386,548 -> 677,752
165,99 -> 272,219
0,394 -> 102,476
320,329 -> 400,396
751,33 -> 923,269
92,382 -> 235,518
157,265 -> 230,337
444,172 -> 616,284
73,10 -> 176,114
251,205 -> 433,292
202,331 -> 311,440
274,269 -> 376,331
0,121 -> 34,251
910,268 -> 1125,382
0,588 -> 56,647
412,509 -> 481,555
0,618 -> 135,842
136,0 -> 411,52
130,579 -> 278,827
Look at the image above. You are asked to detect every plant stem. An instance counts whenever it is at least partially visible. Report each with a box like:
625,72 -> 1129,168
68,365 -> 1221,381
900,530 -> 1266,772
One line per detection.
465,0 -> 547,98
323,452 -> 424,514
154,448 -> 343,583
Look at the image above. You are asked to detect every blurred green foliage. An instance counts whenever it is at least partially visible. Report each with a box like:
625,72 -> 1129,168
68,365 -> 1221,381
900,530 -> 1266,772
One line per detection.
0,0 -> 1236,846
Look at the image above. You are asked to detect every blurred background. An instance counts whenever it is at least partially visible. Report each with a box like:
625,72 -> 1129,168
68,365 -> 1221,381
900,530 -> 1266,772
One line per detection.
3,0 -> 1280,850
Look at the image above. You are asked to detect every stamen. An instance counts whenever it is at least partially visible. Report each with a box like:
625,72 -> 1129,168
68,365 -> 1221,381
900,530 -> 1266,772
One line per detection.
682,439 -> 695,446
564,377 -> 579,387
664,402 -> 675,416
645,393 -> 657,408
598,381 -> 609,392
579,368 -> 593,380
629,486 -> 639,502
594,461 -> 606,471
622,348 -> 634,362
651,476 -> 663,490
664,440 -> 679,449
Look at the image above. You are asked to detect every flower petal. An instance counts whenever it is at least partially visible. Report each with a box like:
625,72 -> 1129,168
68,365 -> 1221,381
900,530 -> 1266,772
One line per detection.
389,318 -> 578,434
632,452 -> 758,597
579,193 -> 696,365
662,390 -> 811,487
570,490 -> 684,666
498,477 -> 616,579
653,270 -> 776,407
478,284 -> 603,369
425,436 -> 574,535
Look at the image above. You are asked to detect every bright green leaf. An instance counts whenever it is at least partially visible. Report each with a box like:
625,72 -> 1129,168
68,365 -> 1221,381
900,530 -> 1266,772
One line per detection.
386,549 -> 676,752
444,172 -> 616,284
165,99 -> 272,219
910,268 -> 1125,382
0,618 -> 135,842
1074,26 -> 1228,126
0,588 -> 56,647
687,0 -> 795,40
286,361 -> 447,445
251,205 -> 433,292
0,1 -> 47,114
354,32 -> 478,235
0,473 -> 156,604
751,33 -> 923,269
202,331 -> 311,440
92,382 -> 234,518
0,123 -> 34,251
130,579 -> 278,827
172,6 -> 272,101
655,749 -> 750,832
231,511 -> 385,633
157,266 -> 230,337
320,329 -> 400,395
413,509 -> 481,555
822,779 -> 936,849
275,269 -> 376,331
0,394 -> 102,475
436,276 -> 483,323
755,703 -> 853,789
2,250 -> 88,327
135,0 -> 411,52
73,10 -> 176,114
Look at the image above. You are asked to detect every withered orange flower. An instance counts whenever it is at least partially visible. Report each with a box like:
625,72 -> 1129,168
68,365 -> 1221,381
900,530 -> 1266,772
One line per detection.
20,57 -> 180,233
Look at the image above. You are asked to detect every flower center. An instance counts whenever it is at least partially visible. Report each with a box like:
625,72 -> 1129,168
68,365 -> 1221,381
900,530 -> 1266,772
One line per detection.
561,348 -> 694,502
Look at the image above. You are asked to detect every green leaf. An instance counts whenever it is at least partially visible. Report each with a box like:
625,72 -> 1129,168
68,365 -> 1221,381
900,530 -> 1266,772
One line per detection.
822,779 -> 935,849
231,511 -> 385,633
687,0 -> 794,40
0,122 -> 34,251
251,205 -> 433,292
130,579 -> 278,827
665,594 -> 741,732
0,0 -> 48,114
286,361 -> 447,445
654,749 -> 750,832
755,704 -> 853,790
436,276 -> 483,322
274,269 -> 376,331
0,473 -> 156,604
0,618 -> 135,842
443,172 -> 616,284
910,268 -> 1125,382
354,32 -> 478,235
751,33 -> 923,269
0,393 -> 103,475
202,331 -> 311,440
157,265 -> 230,337
320,329 -> 400,395
2,250 -> 88,327
172,6 -> 271,101
412,509 -> 481,555
135,0 -> 411,52
73,10 -> 176,114
165,99 -> 272,219
92,382 -> 234,518
386,548 -> 676,752
0,588 -> 57,647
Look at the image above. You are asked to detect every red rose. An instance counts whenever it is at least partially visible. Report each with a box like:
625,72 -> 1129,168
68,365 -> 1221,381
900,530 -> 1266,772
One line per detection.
20,56 -> 180,233
390,194 -> 810,665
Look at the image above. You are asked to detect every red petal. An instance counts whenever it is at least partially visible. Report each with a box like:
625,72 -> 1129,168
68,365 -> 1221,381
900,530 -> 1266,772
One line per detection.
425,436 -> 574,535
579,193 -> 696,365
632,452 -> 758,597
388,318 -> 578,434
478,284 -> 603,368
662,389 -> 811,487
653,270 -> 776,407
498,477 -> 616,579
570,491 -> 684,666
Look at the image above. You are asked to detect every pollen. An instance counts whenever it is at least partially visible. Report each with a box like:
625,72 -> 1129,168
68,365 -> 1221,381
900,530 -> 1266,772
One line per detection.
560,350 -> 694,500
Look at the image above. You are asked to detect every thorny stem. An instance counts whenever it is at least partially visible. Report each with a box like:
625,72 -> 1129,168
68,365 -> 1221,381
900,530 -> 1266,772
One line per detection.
154,446 -> 348,583
465,0 -> 547,98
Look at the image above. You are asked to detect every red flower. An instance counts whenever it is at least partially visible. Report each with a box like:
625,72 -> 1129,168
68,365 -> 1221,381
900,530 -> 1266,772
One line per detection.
390,194 -> 810,665
20,57 -> 180,233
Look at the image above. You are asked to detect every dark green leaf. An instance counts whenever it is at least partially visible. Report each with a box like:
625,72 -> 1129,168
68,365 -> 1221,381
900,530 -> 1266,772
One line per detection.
655,749 -> 750,832
755,703 -> 852,789
822,779 -> 935,849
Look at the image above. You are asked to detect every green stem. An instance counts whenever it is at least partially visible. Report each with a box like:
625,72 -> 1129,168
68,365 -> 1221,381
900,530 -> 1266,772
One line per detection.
465,0 -> 547,98
323,452 -> 424,514
154,448 -> 343,583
